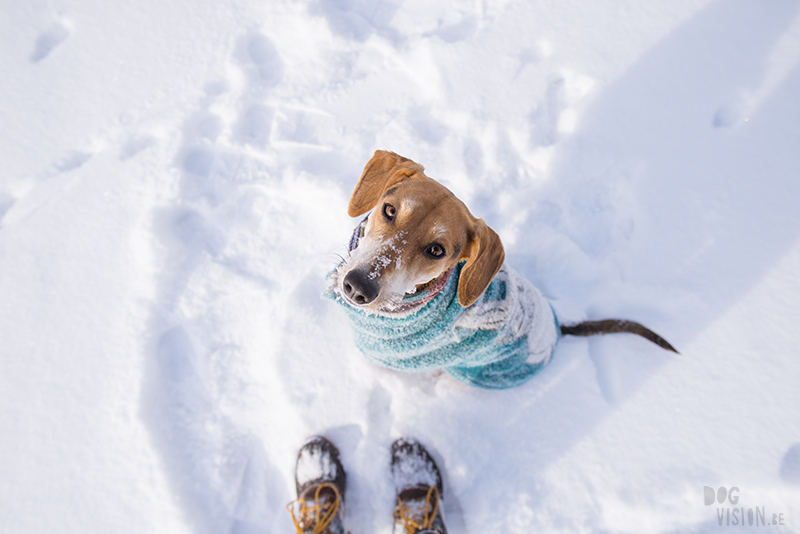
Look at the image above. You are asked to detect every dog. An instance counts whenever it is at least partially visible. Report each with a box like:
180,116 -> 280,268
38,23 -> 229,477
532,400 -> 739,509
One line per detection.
326,150 -> 677,389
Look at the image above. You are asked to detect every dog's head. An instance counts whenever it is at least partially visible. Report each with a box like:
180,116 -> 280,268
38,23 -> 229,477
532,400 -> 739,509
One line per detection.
337,150 -> 504,311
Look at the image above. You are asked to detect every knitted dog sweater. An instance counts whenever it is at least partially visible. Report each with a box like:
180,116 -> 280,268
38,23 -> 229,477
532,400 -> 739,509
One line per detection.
325,222 -> 560,390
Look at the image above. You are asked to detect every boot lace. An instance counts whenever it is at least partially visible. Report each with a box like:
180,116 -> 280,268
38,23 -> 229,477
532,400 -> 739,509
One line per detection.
393,485 -> 440,534
286,482 -> 341,534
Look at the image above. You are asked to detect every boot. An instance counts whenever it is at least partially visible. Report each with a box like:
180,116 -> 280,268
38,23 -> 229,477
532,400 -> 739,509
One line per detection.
391,438 -> 448,534
286,436 -> 346,534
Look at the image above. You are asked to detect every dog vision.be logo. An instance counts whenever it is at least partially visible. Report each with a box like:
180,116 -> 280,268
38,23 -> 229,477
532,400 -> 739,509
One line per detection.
704,486 -> 786,527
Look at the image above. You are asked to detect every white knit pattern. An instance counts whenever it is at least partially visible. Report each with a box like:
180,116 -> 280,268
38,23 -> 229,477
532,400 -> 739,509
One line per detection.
454,266 -> 557,366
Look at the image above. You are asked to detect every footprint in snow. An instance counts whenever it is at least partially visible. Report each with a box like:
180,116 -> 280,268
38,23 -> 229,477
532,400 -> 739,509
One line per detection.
529,77 -> 566,148
317,0 -> 401,42
366,384 -> 393,438
424,16 -> 478,43
30,21 -> 71,63
713,100 -> 748,128
780,443 -> 800,484
242,32 -> 283,88
407,106 -> 449,146
157,327 -> 198,384
119,136 -> 156,161
173,210 -> 224,255
54,150 -> 92,173
0,195 -> 16,225
234,105 -> 273,148
180,147 -> 215,177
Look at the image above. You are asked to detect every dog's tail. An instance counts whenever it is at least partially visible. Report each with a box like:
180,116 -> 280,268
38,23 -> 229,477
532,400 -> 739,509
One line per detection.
560,319 -> 679,354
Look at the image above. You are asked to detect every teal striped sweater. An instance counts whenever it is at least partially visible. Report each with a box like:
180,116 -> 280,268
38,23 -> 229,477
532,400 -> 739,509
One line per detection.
325,260 -> 559,390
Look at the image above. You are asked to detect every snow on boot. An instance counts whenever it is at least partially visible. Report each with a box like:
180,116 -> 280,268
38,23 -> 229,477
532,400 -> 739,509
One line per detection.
391,438 -> 448,534
286,436 -> 347,534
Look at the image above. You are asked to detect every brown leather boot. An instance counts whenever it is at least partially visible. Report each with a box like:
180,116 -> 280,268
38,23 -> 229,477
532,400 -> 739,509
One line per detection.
391,438 -> 448,534
286,436 -> 346,534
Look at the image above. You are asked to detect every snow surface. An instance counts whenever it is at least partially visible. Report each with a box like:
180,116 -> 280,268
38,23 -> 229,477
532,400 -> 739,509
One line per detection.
1,0 -> 800,532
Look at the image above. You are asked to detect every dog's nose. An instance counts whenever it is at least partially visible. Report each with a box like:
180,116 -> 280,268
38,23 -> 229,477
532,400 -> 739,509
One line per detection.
342,269 -> 379,305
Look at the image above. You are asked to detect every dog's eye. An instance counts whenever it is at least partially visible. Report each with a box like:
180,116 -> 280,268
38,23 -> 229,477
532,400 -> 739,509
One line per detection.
425,244 -> 445,258
383,203 -> 397,221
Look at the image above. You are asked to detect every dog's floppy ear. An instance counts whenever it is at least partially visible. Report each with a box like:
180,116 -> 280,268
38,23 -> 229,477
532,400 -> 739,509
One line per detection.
348,150 -> 424,217
457,220 -> 505,307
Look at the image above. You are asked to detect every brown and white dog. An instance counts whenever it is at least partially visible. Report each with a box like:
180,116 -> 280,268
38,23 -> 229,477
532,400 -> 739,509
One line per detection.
341,151 -> 503,311
326,150 -> 676,390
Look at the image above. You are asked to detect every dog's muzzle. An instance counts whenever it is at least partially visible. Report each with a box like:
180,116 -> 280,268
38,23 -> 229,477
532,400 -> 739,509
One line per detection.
341,267 -> 379,305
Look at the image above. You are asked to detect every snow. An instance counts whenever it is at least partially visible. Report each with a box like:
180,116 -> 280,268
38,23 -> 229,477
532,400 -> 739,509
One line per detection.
296,442 -> 338,492
1,0 -> 799,532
